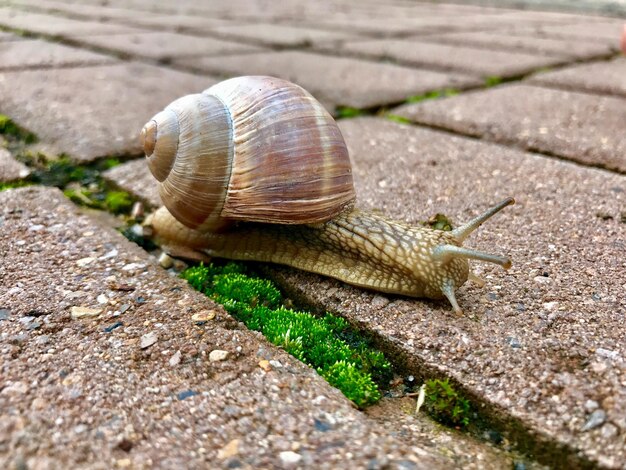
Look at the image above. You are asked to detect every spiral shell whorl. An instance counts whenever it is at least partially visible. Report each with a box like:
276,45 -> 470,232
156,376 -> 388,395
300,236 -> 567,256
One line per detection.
142,93 -> 233,232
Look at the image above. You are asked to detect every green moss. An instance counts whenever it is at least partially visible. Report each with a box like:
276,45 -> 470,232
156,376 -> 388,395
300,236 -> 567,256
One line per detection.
386,114 -> 412,124
104,190 -> 133,214
406,88 -> 458,103
324,361 -> 381,407
101,158 -> 122,170
31,156 -> 96,187
335,106 -> 367,119
484,76 -> 503,87
179,262 -> 392,408
0,115 -> 37,144
119,225 -> 157,250
425,378 -> 472,427
0,180 -> 32,191
422,213 -> 454,231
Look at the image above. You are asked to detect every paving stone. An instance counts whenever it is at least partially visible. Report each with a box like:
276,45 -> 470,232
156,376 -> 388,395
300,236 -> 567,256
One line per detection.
0,31 -> 22,41
0,147 -> 30,181
417,30 -> 615,60
73,32 -> 265,62
15,2 -> 165,23
297,11 -> 584,37
121,13 -> 242,32
528,57 -> 626,98
175,51 -> 481,110
103,158 -> 160,207
337,39 -> 569,78
512,21 -> 625,48
0,8 -> 146,37
263,118 -> 626,468
0,38 -> 116,71
0,63 -> 218,162
392,84 -> 626,172
211,23 -> 361,47
0,185 -> 448,469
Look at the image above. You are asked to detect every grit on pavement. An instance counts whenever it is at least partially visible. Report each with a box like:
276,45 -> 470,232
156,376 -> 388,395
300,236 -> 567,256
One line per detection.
0,0 -> 624,469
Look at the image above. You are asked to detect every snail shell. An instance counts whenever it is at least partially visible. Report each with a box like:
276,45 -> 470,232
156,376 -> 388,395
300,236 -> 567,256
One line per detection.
141,76 -> 355,232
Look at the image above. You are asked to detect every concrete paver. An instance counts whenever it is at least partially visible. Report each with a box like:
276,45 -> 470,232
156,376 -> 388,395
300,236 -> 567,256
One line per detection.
0,8 -> 147,37
211,23 -> 361,48
174,51 -> 482,110
0,63 -> 217,162
265,118 -> 626,468
337,39 -> 569,78
511,21 -> 625,48
0,31 -> 22,41
0,38 -> 116,71
103,158 -> 160,207
529,57 -> 626,98
391,84 -> 626,172
0,186 -> 448,469
417,30 -> 615,60
73,32 -> 265,62
121,14 -> 242,32
0,147 -> 30,181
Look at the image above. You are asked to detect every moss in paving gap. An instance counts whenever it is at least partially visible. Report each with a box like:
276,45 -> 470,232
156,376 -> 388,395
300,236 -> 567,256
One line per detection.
335,106 -> 368,119
0,114 -> 37,144
385,114 -> 412,125
180,262 -> 392,408
425,378 -> 472,428
406,88 -> 458,104
484,75 -> 503,87
0,180 -> 32,192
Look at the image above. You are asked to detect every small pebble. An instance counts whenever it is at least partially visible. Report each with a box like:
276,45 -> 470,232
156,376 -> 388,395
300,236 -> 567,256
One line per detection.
506,336 -> 522,348
76,257 -> 96,267
97,294 -> 108,304
35,335 -> 50,345
130,201 -> 144,220
119,304 -> 131,314
209,350 -> 229,362
169,350 -> 182,367
581,409 -> 606,431
192,310 -> 216,324
0,308 -> 10,320
140,332 -> 158,349
584,399 -> 599,412
99,249 -> 118,260
104,322 -> 123,333
159,252 -> 174,269
279,451 -> 302,465
1,381 -> 28,395
71,306 -> 102,319
217,439 -> 240,459
258,359 -> 272,372
177,389 -> 198,400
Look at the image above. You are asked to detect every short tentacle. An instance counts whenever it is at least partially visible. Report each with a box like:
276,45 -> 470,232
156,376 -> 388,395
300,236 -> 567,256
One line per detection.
441,280 -> 462,315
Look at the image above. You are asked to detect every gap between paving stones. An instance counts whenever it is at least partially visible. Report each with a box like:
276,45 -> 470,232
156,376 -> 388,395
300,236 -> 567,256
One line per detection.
263,267 -> 595,469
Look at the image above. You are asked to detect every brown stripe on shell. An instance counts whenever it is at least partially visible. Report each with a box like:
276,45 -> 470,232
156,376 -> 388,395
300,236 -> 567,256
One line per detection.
207,76 -> 355,225
156,93 -> 234,232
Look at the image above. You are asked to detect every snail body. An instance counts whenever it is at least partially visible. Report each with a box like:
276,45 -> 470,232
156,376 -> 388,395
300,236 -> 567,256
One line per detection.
142,76 -> 513,314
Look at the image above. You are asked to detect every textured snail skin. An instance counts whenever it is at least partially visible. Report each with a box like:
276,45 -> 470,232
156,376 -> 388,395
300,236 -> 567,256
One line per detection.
147,199 -> 514,315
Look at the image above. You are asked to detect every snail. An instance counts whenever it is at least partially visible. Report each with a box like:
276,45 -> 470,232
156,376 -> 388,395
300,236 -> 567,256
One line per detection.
141,76 -> 514,315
